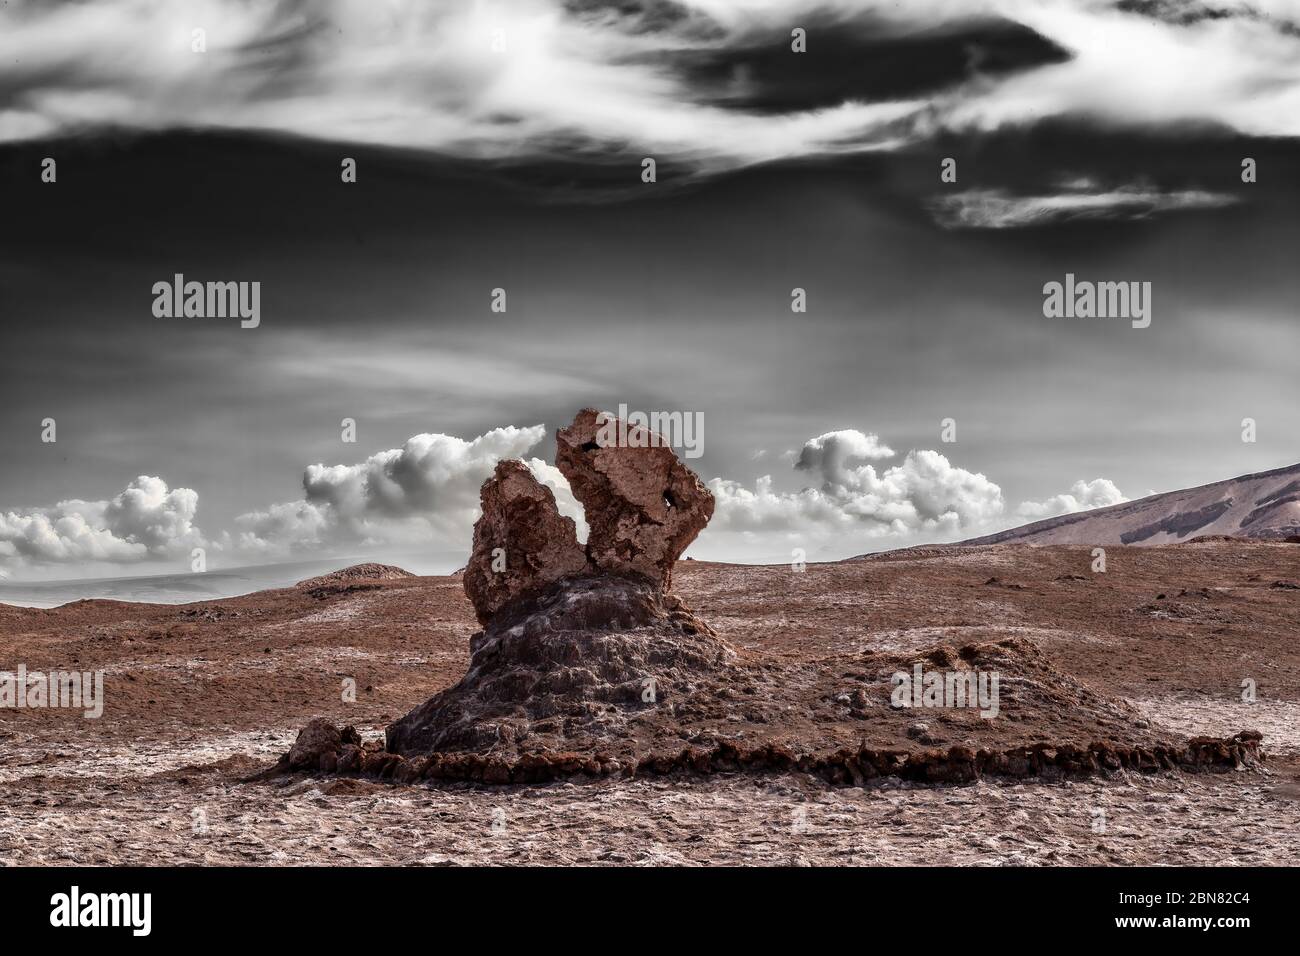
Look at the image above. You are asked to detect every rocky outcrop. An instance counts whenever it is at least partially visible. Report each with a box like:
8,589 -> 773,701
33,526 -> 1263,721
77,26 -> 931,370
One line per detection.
387,575 -> 724,757
556,408 -> 713,591
461,409 -> 714,623
462,460 -> 588,625
272,409 -> 1272,790
384,408 -> 726,761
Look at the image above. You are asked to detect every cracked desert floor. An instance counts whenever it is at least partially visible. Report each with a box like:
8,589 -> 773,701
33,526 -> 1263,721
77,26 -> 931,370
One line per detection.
2,540 -> 1298,866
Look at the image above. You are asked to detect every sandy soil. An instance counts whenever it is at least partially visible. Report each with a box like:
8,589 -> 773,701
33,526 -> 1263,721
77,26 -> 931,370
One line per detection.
2,540 -> 1298,865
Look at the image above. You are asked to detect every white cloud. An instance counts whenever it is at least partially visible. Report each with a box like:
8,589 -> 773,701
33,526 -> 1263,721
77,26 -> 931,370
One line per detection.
524,457 -> 588,540
709,430 -> 1004,539
1016,477 -> 1127,519
929,184 -> 1238,229
0,476 -> 204,569
5,0 -> 1297,171
946,0 -> 1300,138
0,0 -> 922,168
230,499 -> 332,556
234,424 -> 555,555
795,430 -> 896,484
0,421 -> 1134,576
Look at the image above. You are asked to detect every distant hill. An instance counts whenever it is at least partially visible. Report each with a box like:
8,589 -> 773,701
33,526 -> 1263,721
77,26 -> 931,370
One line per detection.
962,463 -> 1300,547
0,558 -> 355,608
0,555 -> 456,608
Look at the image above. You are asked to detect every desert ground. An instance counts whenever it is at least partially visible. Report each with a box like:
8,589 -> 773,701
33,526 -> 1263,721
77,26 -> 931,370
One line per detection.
2,540 -> 1298,866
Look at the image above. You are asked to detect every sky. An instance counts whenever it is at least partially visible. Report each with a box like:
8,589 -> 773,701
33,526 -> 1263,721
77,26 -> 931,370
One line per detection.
1,0 -> 1298,582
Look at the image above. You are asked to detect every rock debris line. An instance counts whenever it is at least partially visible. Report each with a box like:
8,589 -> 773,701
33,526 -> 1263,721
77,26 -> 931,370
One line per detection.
269,409 -> 1264,788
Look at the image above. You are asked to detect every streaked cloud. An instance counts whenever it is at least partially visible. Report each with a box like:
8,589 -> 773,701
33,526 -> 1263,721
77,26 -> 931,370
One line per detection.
0,0 -> 925,169
3,0 -> 1299,174
944,0 -> 1300,138
928,183 -> 1239,229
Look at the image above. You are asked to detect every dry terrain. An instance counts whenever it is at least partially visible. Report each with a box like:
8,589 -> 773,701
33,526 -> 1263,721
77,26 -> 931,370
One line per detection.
2,540 -> 1299,865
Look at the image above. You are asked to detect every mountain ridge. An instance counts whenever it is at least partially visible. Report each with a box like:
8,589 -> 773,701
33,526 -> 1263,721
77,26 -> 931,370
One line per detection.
962,461 -> 1300,547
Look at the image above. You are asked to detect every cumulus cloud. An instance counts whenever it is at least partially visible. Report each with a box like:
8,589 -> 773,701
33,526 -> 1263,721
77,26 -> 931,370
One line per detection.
929,183 -> 1238,229
3,0 -> 1298,172
795,430 -> 895,484
0,476 -> 204,569
0,425 -> 580,574
0,422 -> 1134,575
233,424 -> 575,556
709,430 -> 1004,539
230,499 -> 332,556
1016,477 -> 1128,519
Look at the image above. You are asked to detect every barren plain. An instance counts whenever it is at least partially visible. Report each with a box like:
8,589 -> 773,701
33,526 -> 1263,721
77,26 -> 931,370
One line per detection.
2,540 -> 1298,866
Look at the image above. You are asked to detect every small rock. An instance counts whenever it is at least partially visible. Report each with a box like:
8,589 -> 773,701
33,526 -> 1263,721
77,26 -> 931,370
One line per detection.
288,718 -> 341,770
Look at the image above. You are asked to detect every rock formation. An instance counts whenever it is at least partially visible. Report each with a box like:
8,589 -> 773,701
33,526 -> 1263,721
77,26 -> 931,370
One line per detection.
556,408 -> 714,591
275,408 -> 1268,787
461,460 -> 588,625
388,409 -> 724,759
386,574 -> 724,757
461,408 -> 715,625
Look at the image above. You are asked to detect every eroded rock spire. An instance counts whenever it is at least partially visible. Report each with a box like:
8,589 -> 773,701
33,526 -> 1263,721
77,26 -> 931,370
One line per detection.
556,408 -> 713,591
461,409 -> 714,623
462,460 -> 588,625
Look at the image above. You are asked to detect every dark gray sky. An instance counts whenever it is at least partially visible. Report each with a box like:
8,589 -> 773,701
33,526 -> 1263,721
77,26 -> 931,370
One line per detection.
1,0 -> 1298,579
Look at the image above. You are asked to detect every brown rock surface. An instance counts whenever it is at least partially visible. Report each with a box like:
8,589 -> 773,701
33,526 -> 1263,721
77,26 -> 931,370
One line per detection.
387,574 -> 724,757
462,460 -> 588,625
4,540 -> 1300,864
375,413 -> 1273,781
288,718 -> 361,771
556,408 -> 713,590
393,411 -> 724,759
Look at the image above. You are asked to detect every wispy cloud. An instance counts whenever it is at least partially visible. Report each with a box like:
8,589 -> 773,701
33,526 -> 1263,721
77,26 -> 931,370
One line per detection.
928,183 -> 1239,229
943,0 -> 1300,137
0,0 -> 925,169
3,0 -> 1298,173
